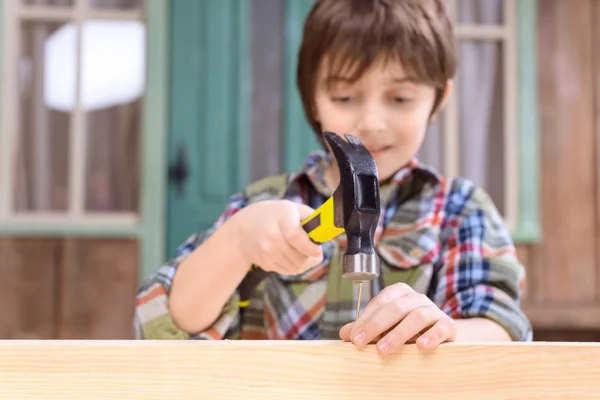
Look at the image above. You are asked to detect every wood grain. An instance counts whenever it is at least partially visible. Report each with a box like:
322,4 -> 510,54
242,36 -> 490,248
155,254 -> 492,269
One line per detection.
57,239 -> 138,339
0,341 -> 598,399
534,0 -> 597,303
593,0 -> 600,303
524,304 -> 600,330
0,239 -> 58,339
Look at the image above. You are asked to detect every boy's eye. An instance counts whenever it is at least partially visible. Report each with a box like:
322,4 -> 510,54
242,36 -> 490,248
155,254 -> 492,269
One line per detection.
332,96 -> 352,103
394,97 -> 410,103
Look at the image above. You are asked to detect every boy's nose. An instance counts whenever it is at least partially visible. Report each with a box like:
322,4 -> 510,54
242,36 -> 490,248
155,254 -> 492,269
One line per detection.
355,105 -> 386,139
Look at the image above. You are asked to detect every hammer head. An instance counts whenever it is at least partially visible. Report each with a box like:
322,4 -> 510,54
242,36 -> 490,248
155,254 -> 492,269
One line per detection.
322,131 -> 381,281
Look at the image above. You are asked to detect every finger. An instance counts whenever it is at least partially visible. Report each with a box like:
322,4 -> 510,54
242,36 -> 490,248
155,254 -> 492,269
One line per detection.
294,202 -> 318,221
285,225 -> 324,259
339,322 -> 354,341
341,322 -> 391,344
351,283 -> 415,337
376,305 -> 443,354
266,244 -> 300,275
291,202 -> 326,258
266,258 -> 290,275
276,244 -> 305,274
282,235 -> 324,274
416,318 -> 456,351
351,292 -> 429,347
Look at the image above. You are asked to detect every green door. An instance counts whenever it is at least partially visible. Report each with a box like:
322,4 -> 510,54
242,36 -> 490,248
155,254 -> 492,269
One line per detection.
166,0 -> 250,256
282,0 -> 320,173
165,0 -> 321,257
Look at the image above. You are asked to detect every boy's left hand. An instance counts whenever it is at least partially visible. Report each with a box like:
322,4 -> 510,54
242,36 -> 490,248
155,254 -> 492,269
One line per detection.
339,283 -> 456,353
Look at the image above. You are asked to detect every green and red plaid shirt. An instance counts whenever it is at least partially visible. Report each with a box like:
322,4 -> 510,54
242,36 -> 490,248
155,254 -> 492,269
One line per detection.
134,151 -> 532,341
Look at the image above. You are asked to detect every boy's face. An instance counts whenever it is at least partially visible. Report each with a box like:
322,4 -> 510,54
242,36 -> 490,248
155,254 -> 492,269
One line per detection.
314,57 -> 446,181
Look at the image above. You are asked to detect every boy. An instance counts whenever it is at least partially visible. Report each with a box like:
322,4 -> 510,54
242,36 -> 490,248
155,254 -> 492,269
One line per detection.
134,0 -> 532,352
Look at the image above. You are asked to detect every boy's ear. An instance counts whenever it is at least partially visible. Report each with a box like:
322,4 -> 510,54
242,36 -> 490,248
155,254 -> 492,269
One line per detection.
429,80 -> 453,123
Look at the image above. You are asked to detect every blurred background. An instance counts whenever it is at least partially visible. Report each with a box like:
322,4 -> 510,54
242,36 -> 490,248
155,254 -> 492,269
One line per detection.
0,0 -> 596,341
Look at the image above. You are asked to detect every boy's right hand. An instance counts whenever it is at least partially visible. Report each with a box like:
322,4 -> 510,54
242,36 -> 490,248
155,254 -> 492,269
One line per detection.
231,200 -> 324,275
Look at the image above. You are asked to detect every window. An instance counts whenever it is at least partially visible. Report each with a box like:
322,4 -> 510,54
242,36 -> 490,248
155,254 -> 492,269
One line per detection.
1,0 -> 145,227
0,0 -> 168,279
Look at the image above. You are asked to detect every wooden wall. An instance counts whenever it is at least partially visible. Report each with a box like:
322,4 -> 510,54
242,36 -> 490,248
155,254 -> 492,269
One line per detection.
0,238 -> 138,339
519,0 -> 600,341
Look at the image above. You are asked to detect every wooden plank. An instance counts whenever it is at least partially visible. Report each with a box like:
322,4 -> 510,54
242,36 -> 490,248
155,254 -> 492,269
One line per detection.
593,0 -> 600,303
0,341 -> 599,399
534,0 -> 597,303
57,239 -> 138,339
0,239 -> 58,339
524,305 -> 600,329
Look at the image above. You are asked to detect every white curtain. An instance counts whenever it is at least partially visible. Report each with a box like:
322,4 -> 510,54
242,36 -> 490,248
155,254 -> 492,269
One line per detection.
418,0 -> 505,213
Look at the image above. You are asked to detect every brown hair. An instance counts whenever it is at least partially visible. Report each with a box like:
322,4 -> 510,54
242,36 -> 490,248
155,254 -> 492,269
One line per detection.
297,0 -> 457,142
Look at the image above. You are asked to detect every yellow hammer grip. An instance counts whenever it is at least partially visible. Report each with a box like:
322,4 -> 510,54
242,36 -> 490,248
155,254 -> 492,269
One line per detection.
301,196 -> 344,244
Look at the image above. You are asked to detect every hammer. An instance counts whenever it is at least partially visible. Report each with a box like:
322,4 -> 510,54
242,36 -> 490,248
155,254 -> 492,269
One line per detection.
238,131 -> 381,314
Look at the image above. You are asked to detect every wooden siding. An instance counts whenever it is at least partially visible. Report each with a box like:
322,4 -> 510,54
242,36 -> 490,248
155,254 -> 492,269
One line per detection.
519,0 -> 600,337
0,238 -> 137,339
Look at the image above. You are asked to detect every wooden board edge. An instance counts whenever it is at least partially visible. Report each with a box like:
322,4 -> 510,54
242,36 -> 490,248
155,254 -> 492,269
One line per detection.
0,340 -> 599,399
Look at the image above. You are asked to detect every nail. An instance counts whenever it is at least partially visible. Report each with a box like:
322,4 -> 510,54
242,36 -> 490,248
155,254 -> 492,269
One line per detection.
353,330 -> 365,345
377,341 -> 390,353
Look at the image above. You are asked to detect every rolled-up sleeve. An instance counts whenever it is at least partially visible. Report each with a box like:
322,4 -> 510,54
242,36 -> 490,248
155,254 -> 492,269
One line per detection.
433,185 -> 533,342
133,193 -> 248,340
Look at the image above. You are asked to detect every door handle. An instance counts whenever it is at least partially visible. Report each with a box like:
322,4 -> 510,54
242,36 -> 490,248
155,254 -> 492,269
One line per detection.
168,145 -> 189,195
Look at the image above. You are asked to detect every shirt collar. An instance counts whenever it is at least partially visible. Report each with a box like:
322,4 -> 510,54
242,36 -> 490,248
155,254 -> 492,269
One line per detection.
290,151 -> 442,201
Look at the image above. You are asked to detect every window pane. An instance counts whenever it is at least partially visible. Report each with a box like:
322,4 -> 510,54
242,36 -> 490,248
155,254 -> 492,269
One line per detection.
14,21 -> 73,213
82,20 -> 145,212
88,0 -> 142,10
22,0 -> 73,6
457,40 -> 505,214
457,0 -> 503,25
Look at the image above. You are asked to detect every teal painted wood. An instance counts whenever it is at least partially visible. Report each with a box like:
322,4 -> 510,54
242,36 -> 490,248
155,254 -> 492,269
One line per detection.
166,0 -> 251,257
139,0 -> 169,283
0,1 -> 4,219
1,224 -> 140,238
512,0 -> 541,243
282,0 -> 320,173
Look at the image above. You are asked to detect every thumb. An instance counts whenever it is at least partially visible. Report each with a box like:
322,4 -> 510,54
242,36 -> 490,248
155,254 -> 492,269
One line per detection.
285,225 -> 324,259
282,202 -> 323,258
293,202 -> 318,222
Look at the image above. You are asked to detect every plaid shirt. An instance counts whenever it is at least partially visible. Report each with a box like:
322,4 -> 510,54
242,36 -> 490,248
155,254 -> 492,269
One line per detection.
134,151 -> 532,342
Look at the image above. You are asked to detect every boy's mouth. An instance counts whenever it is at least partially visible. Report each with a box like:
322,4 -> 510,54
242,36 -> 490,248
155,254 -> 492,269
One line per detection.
367,145 -> 392,157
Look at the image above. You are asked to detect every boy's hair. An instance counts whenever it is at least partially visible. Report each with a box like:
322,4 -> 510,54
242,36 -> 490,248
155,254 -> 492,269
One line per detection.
297,0 -> 457,139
